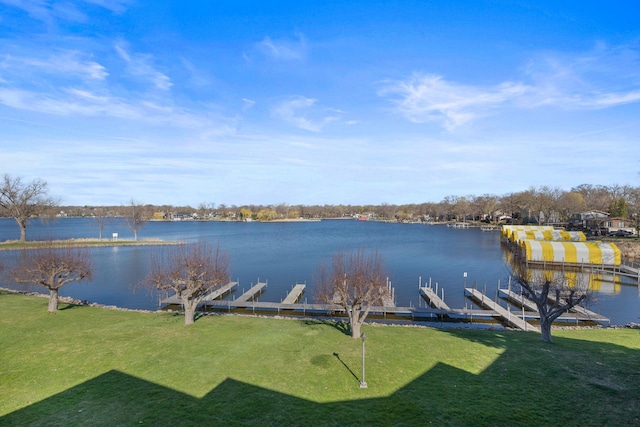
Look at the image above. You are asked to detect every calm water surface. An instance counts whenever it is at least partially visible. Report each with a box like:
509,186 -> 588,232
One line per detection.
1,218 -> 638,325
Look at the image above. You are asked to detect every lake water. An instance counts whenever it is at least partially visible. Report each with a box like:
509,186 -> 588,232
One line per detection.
1,217 -> 638,325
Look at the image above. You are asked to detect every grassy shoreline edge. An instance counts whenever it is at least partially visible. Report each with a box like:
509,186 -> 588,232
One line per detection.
0,238 -> 183,251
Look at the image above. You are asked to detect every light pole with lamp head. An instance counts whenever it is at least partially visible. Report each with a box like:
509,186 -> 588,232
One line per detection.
360,332 -> 368,389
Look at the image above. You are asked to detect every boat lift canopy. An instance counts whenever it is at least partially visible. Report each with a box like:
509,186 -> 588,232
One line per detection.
510,229 -> 586,243
519,240 -> 621,266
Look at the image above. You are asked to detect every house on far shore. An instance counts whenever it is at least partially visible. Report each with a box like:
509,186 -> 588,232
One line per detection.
568,211 -> 636,236
567,211 -> 609,231
588,217 -> 636,237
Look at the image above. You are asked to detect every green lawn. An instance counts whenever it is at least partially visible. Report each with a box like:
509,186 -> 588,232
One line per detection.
1,290 -> 639,426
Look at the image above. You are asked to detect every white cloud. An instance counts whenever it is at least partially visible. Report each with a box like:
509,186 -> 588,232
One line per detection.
0,0 -> 130,24
254,33 -> 307,61
380,43 -> 640,130
81,0 -> 131,14
242,98 -> 256,110
520,44 -> 640,109
1,51 -> 108,81
0,85 -> 236,134
272,96 -> 341,132
115,44 -> 172,91
379,73 -> 528,130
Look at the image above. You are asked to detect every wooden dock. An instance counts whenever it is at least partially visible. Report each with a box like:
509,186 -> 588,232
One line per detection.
282,284 -> 306,304
202,281 -> 239,302
499,288 -> 609,323
546,293 -> 610,323
234,281 -> 267,302
465,287 -> 540,332
161,281 -> 238,305
419,286 -> 450,310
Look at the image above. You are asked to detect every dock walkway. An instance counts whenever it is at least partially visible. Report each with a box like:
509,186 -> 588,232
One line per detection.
419,286 -> 450,310
499,288 -> 610,323
202,281 -> 239,302
465,287 -> 540,332
546,293 -> 610,323
161,281 -> 238,305
282,284 -> 306,304
234,281 -> 267,302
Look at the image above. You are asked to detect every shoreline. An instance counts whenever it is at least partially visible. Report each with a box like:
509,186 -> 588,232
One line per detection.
0,238 -> 184,251
2,287 -> 637,330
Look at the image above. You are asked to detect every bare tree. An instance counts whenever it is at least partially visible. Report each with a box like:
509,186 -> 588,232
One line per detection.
557,191 -> 587,222
144,242 -> 230,325
512,269 -> 591,343
92,207 -> 110,239
127,198 -> 148,241
0,174 -> 57,242
12,244 -> 93,312
315,249 -> 390,338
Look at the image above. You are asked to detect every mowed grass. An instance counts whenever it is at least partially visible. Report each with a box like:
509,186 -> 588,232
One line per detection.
1,291 -> 639,426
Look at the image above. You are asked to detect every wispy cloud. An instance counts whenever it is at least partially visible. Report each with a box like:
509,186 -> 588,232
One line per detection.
521,42 -> 640,109
272,96 -> 341,132
380,43 -> 640,131
115,43 -> 172,91
379,74 -> 528,130
254,33 -> 307,61
81,0 -> 131,14
1,50 -> 108,81
0,0 -> 84,24
0,0 -> 130,24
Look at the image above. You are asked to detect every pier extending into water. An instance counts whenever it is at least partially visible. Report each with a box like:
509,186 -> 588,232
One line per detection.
158,276 -> 611,331
465,287 -> 540,332
234,281 -> 268,302
160,281 -> 239,305
282,283 -> 306,304
419,279 -> 450,310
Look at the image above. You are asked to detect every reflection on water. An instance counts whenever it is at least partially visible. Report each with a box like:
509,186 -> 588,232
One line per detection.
0,218 -> 638,325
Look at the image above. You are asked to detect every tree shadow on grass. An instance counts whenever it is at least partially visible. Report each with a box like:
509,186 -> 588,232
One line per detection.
3,331 -> 640,426
58,303 -> 83,311
302,318 -> 351,337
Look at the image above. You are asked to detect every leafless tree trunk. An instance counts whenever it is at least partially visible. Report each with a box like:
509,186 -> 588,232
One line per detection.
92,207 -> 110,239
0,174 -> 57,242
127,198 -> 147,241
315,249 -> 390,338
143,242 -> 230,325
513,270 -> 591,343
12,244 -> 93,312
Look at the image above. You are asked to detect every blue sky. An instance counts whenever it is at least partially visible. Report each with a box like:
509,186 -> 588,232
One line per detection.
1,1 -> 639,207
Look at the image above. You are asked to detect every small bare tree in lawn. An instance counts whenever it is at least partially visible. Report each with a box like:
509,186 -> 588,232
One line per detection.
315,249 -> 390,338
12,244 -> 93,313
513,268 -> 592,343
144,242 -> 230,325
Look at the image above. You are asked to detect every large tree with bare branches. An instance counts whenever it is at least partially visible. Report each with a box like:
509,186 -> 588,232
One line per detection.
12,244 -> 93,312
0,174 -> 57,242
315,249 -> 391,338
513,269 -> 591,343
144,242 -> 230,325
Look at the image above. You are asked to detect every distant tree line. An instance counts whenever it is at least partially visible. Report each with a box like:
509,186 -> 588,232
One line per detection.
3,172 -> 640,231
35,184 -> 640,226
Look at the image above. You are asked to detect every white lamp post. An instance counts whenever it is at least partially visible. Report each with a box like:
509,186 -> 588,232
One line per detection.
359,333 -> 368,389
